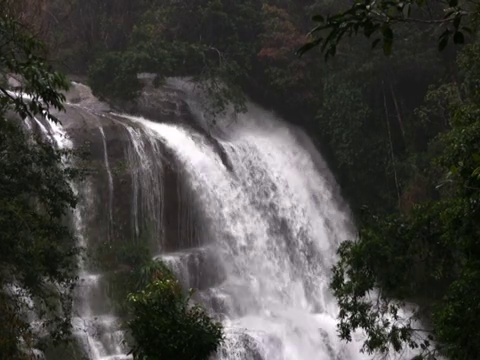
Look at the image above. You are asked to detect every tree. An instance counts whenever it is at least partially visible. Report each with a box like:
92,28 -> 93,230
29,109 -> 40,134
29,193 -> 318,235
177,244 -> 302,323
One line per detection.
0,0 -> 68,121
328,43 -> 480,358
127,261 -> 224,360
84,0 -> 266,113
0,1 -> 78,357
295,1 -> 480,358
299,0 -> 475,58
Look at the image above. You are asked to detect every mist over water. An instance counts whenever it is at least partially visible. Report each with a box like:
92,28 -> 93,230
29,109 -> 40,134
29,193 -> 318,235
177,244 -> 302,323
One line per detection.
34,81 -> 415,359
114,80 -> 367,360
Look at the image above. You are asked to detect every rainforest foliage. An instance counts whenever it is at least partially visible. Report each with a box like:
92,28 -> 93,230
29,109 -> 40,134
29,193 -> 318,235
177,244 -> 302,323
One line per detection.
127,261 -> 224,360
89,239 -> 225,360
0,0 -> 77,357
306,2 -> 480,359
3,0 -> 480,358
0,2 -> 223,358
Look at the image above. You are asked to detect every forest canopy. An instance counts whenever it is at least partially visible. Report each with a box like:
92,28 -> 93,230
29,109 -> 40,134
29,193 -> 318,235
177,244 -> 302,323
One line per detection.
1,0 -> 480,359
303,1 -> 480,358
0,1 -> 77,357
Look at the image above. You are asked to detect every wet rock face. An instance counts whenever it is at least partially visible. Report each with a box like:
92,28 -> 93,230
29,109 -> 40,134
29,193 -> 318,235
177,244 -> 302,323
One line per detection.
52,84 -> 208,259
35,83 -> 232,360
64,81 -> 110,113
126,83 -> 192,125
58,80 -> 238,259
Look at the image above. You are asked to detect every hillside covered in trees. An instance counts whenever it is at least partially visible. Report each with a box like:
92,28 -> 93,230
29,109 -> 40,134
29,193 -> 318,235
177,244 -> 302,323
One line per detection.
2,0 -> 480,359
38,0 -> 463,210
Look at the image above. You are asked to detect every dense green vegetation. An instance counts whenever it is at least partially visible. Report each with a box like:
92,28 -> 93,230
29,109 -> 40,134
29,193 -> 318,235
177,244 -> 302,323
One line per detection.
0,0 -> 77,357
0,1 -> 222,358
39,0 -> 448,210
305,2 -> 480,359
36,0 -> 480,358
299,0 -> 474,57
3,0 -> 480,358
127,261 -> 223,360
90,238 -> 224,359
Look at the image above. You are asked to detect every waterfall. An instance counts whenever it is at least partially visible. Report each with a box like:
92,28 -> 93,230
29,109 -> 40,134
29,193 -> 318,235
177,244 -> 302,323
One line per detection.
123,124 -> 164,242
32,81 -> 423,359
30,114 -> 132,360
116,101 -> 368,359
99,126 -> 114,232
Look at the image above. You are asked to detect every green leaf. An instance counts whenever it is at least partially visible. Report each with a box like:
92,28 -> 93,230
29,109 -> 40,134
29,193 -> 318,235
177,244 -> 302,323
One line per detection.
438,37 -> 449,51
453,31 -> 464,45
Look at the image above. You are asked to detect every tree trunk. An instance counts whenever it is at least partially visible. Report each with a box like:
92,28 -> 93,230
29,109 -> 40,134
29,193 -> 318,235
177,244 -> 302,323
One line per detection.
389,83 -> 406,144
383,82 -> 401,207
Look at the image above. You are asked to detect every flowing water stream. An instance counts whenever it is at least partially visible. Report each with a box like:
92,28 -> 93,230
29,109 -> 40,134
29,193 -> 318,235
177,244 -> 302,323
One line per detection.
117,109 -> 364,359
110,80 -> 369,359
29,81 -> 419,359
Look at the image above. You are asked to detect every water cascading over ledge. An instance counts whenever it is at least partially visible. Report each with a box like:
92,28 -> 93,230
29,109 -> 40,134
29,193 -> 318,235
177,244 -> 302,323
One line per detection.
39,79 -> 374,360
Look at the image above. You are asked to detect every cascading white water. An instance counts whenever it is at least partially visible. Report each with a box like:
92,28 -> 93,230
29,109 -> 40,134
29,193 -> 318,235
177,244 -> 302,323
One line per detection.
24,78 -> 428,360
117,95 -> 370,360
123,124 -> 165,242
99,125 -> 114,231
30,114 -> 132,360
